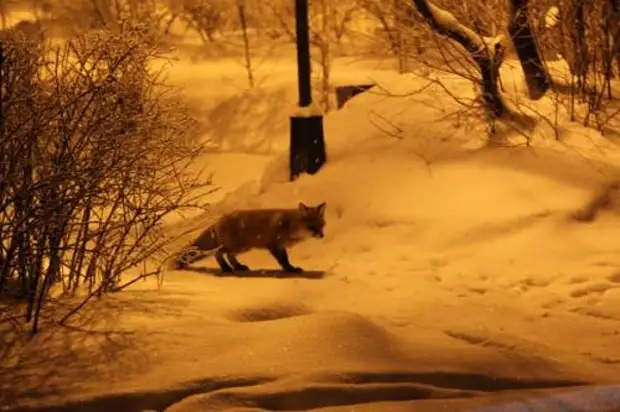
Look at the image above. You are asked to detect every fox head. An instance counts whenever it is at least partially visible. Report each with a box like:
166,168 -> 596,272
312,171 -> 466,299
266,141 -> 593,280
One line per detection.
298,202 -> 326,239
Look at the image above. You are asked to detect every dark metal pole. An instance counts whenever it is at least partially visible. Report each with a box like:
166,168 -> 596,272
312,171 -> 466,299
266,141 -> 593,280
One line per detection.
289,0 -> 327,181
295,0 -> 312,107
0,40 -> 3,150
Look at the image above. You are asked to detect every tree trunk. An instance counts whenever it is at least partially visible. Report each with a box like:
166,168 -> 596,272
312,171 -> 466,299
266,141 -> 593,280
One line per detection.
573,0 -> 588,94
395,0 -> 410,72
237,1 -> 254,88
411,0 -> 505,117
606,0 -> 620,80
507,0 -> 550,100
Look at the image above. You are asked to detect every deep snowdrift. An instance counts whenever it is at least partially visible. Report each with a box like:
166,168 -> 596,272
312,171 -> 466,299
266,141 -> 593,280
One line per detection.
4,57 -> 620,412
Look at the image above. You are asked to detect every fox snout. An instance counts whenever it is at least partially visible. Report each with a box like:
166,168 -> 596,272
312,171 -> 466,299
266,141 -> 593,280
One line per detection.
313,231 -> 324,238
307,225 -> 324,238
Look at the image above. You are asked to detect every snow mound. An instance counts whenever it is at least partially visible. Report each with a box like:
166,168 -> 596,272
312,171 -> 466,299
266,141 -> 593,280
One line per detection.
255,140 -> 615,243
167,383 -> 620,412
153,62 -> 620,411
5,309 -> 601,411
7,56 -> 620,412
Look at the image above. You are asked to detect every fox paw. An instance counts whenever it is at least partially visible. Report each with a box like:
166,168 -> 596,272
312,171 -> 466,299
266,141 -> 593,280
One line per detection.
233,265 -> 250,272
285,266 -> 304,273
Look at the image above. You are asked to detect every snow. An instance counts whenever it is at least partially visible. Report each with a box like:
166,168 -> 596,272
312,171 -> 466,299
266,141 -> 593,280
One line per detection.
545,6 -> 561,29
5,33 -> 620,412
425,1 -> 485,52
293,102 -> 324,118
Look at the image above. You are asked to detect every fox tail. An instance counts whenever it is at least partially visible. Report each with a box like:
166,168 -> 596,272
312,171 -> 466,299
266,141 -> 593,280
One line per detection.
156,226 -> 221,288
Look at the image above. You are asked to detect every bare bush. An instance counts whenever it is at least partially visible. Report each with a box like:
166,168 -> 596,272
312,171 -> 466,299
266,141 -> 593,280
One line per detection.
0,0 -> 8,29
361,0 -> 431,72
36,0 -> 177,36
527,0 -> 620,131
0,22 -> 212,334
40,0 -> 120,31
177,0 -> 227,43
236,0 -> 255,88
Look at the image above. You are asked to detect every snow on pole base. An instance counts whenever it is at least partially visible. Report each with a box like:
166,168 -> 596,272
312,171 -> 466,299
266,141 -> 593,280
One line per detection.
292,102 -> 323,118
289,104 -> 327,181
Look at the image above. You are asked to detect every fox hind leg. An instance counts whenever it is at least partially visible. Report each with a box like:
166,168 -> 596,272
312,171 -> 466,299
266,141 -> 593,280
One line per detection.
226,253 -> 250,272
268,246 -> 303,273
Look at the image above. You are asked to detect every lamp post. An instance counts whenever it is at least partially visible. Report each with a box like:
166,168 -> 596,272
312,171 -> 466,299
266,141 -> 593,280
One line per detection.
289,0 -> 326,181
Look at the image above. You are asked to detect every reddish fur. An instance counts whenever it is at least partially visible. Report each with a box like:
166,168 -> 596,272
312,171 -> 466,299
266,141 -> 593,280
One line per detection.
178,202 -> 326,272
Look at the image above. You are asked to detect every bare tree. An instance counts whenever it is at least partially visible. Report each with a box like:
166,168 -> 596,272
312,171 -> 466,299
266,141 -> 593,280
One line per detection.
178,0 -> 225,43
531,0 -> 620,131
237,0 -> 254,87
410,0 -> 507,117
264,0 -> 359,111
507,0 -> 550,100
360,0 -> 419,73
0,0 -> 8,29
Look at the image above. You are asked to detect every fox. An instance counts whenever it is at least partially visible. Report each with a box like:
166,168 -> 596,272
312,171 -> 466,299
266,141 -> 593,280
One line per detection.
174,202 -> 326,273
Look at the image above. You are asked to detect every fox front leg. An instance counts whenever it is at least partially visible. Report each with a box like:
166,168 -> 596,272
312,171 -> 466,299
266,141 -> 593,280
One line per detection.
215,249 -> 234,272
226,253 -> 250,272
268,246 -> 303,273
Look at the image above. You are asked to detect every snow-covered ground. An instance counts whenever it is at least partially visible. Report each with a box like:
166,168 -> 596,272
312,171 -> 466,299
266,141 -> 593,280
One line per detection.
5,39 -> 620,411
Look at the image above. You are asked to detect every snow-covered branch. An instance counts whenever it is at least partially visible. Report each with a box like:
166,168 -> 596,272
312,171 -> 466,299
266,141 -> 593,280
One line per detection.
411,0 -> 505,116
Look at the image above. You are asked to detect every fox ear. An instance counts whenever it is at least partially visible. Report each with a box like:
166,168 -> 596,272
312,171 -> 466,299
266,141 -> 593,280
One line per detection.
298,202 -> 310,214
316,202 -> 326,217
